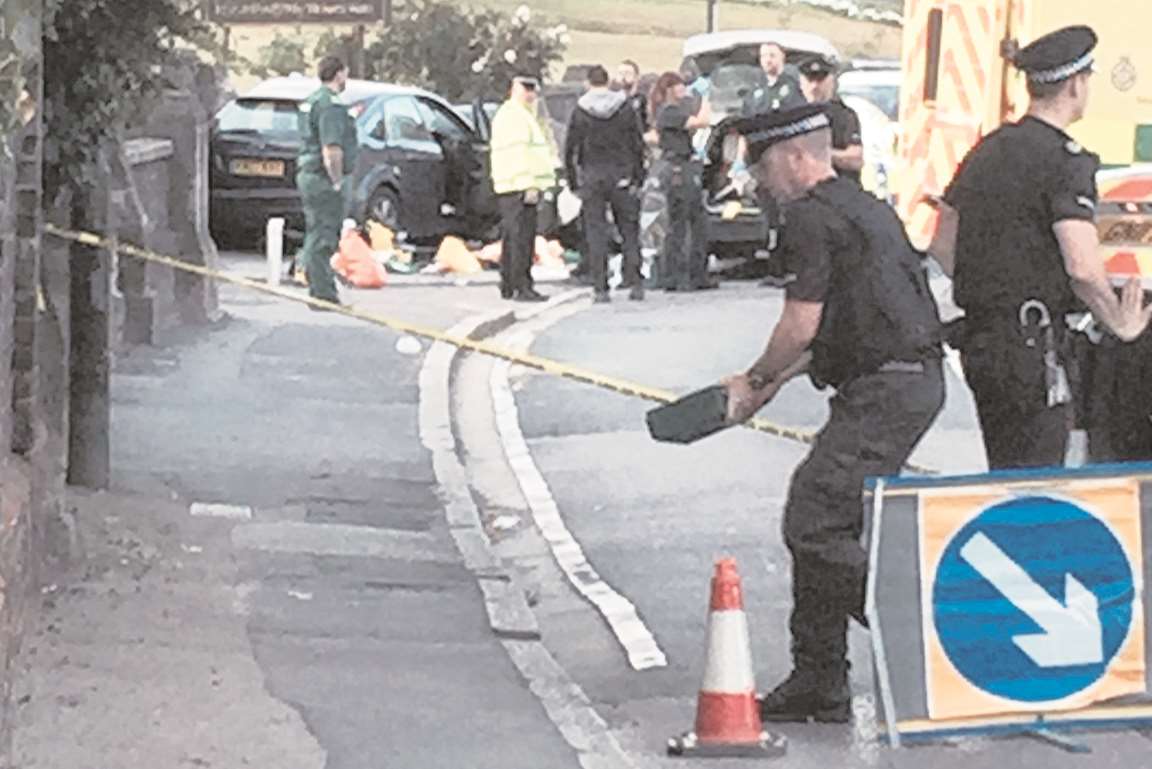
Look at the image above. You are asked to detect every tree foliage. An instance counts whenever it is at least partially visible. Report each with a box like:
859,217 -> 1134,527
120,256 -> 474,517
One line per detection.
43,0 -> 203,194
365,1 -> 568,102
249,26 -> 309,78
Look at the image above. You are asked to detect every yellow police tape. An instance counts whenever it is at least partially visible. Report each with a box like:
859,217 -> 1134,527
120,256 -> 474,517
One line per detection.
45,223 -> 936,475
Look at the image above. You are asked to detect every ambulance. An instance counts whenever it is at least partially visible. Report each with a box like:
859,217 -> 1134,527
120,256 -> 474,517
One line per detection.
895,0 -> 1152,276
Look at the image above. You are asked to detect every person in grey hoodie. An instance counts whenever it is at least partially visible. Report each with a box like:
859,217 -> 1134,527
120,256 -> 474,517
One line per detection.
565,65 -> 647,302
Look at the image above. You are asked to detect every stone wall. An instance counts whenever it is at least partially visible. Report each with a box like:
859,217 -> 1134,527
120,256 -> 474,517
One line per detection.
0,0 -> 43,756
0,6 -> 222,751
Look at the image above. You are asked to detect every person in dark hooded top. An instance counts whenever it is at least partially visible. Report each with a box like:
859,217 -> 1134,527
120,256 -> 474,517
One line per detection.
565,64 -> 647,302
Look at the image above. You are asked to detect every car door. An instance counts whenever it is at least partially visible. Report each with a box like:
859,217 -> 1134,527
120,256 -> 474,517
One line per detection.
414,96 -> 498,235
357,95 -> 442,240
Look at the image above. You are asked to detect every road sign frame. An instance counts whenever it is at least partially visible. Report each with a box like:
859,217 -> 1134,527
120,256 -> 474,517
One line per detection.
866,462 -> 1152,748
204,0 -> 385,24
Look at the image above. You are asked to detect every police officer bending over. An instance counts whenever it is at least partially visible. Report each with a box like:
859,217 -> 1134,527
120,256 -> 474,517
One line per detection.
931,25 -> 1152,470
724,105 -> 945,723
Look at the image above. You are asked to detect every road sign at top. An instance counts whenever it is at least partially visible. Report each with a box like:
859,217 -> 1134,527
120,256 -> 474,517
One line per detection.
920,479 -> 1146,721
206,0 -> 384,23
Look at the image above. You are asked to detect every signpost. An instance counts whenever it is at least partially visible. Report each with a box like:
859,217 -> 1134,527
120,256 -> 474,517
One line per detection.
205,0 -> 385,24
867,465 -> 1152,748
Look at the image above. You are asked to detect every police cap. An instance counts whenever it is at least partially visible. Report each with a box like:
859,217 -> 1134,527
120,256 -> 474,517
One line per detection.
798,53 -> 837,80
1014,25 -> 1098,84
731,104 -> 831,162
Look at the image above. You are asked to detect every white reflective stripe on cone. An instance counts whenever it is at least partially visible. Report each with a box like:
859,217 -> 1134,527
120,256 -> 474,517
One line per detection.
700,610 -> 756,694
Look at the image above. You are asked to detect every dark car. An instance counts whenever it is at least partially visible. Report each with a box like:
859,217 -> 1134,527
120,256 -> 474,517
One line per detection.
348,90 -> 500,244
209,75 -> 401,246
210,76 -> 499,248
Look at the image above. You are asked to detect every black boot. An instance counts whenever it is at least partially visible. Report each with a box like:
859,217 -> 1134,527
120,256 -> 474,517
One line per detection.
757,668 -> 851,724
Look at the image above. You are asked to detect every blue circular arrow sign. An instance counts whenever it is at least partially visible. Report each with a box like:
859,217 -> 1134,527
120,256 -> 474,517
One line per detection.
933,496 -> 1135,703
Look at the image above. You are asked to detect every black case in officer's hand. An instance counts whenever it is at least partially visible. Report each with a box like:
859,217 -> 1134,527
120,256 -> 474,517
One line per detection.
646,385 -> 731,444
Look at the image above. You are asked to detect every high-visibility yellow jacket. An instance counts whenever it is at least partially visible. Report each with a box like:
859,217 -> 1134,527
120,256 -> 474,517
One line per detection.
490,99 -> 556,195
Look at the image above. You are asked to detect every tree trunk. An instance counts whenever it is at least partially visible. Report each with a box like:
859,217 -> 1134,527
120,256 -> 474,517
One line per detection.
66,183 -> 110,489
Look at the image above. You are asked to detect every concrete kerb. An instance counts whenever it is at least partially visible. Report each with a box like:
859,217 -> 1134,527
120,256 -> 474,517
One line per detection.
418,289 -> 590,638
419,288 -> 639,769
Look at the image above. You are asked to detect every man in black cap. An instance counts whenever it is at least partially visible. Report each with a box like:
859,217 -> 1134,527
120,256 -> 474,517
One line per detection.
724,104 -> 945,723
931,25 -> 1152,470
797,54 -> 863,184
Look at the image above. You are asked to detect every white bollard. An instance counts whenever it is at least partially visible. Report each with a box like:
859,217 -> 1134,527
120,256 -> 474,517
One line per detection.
266,217 -> 285,285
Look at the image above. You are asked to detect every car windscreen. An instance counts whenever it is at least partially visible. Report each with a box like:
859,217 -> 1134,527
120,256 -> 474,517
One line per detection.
215,98 -> 301,135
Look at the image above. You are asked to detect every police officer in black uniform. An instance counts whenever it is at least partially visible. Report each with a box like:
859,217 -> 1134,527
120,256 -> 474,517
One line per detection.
724,105 -> 945,723
654,73 -> 716,292
1084,330 -> 1152,462
932,25 -> 1152,470
797,54 -> 864,185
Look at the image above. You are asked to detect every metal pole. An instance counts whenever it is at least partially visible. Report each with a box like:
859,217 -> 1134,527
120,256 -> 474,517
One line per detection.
707,0 -> 718,32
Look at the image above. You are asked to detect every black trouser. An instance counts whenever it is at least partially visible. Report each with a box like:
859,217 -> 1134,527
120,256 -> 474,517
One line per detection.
783,361 -> 944,678
660,159 -> 709,289
1084,332 -> 1152,462
498,193 -> 538,295
580,170 -> 642,292
961,326 -> 1070,469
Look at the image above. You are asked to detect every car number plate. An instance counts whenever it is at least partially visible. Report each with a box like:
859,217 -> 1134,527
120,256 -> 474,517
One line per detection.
231,158 -> 285,178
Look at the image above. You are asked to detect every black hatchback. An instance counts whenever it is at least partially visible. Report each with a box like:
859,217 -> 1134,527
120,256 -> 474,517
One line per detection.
210,76 -> 397,245
209,75 -> 500,248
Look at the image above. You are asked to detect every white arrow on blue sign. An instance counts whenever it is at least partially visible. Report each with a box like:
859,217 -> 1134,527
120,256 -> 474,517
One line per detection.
933,495 -> 1136,703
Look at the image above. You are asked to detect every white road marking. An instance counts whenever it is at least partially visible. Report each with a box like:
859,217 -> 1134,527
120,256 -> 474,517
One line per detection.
190,502 -> 253,520
490,324 -> 668,672
230,521 -> 455,562
419,309 -> 638,768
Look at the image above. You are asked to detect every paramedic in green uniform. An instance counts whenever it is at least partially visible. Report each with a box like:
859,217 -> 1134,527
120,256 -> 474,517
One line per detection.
296,56 -> 358,307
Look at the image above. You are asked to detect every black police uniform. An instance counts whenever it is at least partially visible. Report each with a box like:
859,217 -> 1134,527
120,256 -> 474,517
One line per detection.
1083,331 -> 1152,461
823,98 -> 863,185
733,107 -> 945,722
656,99 -> 711,291
944,26 -> 1100,470
797,55 -> 864,185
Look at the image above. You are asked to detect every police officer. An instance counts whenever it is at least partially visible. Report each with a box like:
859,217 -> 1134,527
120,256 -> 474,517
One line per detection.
725,105 -> 945,723
615,59 -> 648,130
1084,330 -> 1152,462
296,56 -> 358,308
743,43 -> 806,116
932,26 -> 1152,469
653,72 -> 716,292
797,54 -> 863,184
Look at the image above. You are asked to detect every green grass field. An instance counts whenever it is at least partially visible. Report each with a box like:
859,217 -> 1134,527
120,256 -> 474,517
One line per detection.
225,0 -> 902,90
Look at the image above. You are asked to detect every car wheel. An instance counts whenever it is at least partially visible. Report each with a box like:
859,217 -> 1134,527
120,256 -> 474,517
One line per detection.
367,187 -> 400,230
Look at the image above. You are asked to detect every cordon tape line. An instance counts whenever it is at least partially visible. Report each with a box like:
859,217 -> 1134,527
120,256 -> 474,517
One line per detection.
45,223 -> 938,475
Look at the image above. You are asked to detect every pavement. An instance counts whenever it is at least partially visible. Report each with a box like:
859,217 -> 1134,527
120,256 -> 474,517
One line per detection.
10,266 -> 589,768
450,279 -> 1152,768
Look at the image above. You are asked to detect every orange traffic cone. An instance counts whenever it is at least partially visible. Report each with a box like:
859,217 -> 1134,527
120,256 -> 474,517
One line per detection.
668,558 -> 787,759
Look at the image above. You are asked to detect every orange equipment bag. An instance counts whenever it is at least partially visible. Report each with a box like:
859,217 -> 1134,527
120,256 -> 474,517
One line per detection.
331,229 -> 388,289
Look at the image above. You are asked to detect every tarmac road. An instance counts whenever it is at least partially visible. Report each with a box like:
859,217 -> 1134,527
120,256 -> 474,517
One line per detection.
453,280 -> 1152,769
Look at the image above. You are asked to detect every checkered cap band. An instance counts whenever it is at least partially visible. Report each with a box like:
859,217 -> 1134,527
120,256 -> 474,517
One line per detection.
1027,52 -> 1094,84
745,113 -> 831,144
